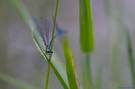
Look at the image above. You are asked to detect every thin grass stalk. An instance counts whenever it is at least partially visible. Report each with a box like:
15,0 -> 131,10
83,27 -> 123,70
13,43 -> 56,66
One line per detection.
80,53 -> 94,89
45,56 -> 51,89
50,0 -> 59,50
45,0 -> 59,88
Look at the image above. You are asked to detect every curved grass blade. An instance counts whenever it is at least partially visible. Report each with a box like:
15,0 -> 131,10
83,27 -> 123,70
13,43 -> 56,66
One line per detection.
62,36 -> 78,89
10,0 -> 33,32
79,0 -> 94,52
0,73 -> 41,89
34,17 -> 52,89
32,32 -> 69,89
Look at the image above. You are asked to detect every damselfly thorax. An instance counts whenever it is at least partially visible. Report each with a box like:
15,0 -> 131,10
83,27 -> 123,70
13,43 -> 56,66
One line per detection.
45,45 -> 53,56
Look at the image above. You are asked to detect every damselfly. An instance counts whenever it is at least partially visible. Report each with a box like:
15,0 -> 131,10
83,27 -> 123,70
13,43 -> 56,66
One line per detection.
34,17 -> 66,55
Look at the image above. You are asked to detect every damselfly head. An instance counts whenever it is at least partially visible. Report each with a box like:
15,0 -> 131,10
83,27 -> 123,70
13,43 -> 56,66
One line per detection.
44,45 -> 53,56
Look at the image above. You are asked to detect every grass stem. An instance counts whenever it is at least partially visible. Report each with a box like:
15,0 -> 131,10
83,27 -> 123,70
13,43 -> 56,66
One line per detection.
80,53 -> 94,89
45,0 -> 59,88
45,56 -> 51,89
50,0 -> 59,50
126,29 -> 135,89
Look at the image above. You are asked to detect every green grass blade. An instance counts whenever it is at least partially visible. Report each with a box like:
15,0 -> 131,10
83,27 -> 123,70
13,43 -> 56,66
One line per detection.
0,73 -> 41,89
79,0 -> 94,52
10,0 -> 32,31
125,29 -> 135,89
45,61 -> 51,89
62,36 -> 78,89
79,0 -> 94,88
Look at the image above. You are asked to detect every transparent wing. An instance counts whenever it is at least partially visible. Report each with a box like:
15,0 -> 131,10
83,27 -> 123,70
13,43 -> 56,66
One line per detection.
33,18 -> 47,46
39,17 -> 52,45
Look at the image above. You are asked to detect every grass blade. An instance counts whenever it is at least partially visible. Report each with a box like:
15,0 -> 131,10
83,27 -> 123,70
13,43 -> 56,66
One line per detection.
32,33 -> 69,89
62,36 -> 78,89
0,73 -> 40,89
10,0 -> 32,31
125,29 -> 135,89
79,0 -> 94,52
79,0 -> 94,89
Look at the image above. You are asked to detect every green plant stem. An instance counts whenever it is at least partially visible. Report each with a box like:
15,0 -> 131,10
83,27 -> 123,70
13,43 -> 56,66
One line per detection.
80,53 -> 94,89
50,0 -> 59,50
126,29 -> 135,89
45,0 -> 59,88
45,56 -> 52,89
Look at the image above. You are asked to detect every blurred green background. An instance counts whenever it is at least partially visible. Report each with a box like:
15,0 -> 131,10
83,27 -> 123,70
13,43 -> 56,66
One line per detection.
0,0 -> 135,89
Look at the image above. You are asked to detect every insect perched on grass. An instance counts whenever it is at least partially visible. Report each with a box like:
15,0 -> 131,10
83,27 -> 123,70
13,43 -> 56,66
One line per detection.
34,17 -> 67,55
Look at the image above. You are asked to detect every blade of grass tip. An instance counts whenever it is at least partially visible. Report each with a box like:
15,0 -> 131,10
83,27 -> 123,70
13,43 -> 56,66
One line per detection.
32,32 -> 69,89
79,0 -> 94,89
0,73 -> 40,89
125,29 -> 135,89
79,0 -> 94,52
62,36 -> 78,89
45,0 -> 59,88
